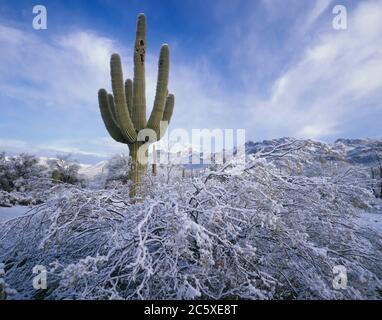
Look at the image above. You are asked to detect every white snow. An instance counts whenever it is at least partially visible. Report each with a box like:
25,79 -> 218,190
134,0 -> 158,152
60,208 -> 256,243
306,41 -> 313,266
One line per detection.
1,138 -> 382,300
355,211 -> 382,235
78,161 -> 108,178
0,206 -> 31,222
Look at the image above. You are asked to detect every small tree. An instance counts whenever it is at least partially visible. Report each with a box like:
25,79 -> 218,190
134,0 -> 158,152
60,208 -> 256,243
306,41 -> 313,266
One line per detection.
0,263 -> 16,300
0,152 -> 12,192
47,154 -> 80,185
105,154 -> 130,186
0,153 -> 47,193
12,153 -> 47,192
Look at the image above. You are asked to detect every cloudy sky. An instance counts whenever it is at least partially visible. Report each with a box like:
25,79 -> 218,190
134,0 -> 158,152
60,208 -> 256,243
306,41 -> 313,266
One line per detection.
0,0 -> 381,163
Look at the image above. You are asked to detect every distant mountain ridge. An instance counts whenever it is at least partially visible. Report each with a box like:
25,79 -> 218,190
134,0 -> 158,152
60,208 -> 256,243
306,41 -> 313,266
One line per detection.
335,138 -> 382,165
24,138 -> 382,178
245,137 -> 382,166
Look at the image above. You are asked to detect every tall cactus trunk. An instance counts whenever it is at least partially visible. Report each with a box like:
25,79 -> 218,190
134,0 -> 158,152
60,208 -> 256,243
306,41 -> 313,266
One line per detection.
128,143 -> 140,198
128,142 -> 148,198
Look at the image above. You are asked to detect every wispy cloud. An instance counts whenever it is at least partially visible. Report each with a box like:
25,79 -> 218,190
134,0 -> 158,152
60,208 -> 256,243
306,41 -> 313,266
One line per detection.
249,0 -> 382,139
0,0 -> 381,163
0,25 -> 116,110
0,21 -> 233,159
298,0 -> 333,36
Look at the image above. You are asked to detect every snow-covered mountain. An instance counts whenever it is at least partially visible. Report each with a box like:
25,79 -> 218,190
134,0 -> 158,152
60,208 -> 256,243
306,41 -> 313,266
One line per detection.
78,161 -> 108,178
25,138 -> 381,179
246,137 -> 382,167
335,138 -> 382,165
1,137 -> 382,300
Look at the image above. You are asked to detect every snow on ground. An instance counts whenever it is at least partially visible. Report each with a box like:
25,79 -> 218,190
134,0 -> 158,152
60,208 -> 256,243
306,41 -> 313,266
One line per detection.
78,161 -> 107,178
356,212 -> 382,234
355,202 -> 382,236
0,206 -> 31,222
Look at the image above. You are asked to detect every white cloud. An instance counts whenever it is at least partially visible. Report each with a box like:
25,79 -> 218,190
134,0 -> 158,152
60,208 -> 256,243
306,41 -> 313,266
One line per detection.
251,0 -> 382,139
0,138 -> 30,151
298,0 -> 333,36
0,25 -> 117,110
0,22 -> 234,158
1,0 -> 381,160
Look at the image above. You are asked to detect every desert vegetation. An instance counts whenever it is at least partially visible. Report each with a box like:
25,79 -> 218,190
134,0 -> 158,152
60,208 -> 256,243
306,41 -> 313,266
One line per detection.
0,138 -> 381,299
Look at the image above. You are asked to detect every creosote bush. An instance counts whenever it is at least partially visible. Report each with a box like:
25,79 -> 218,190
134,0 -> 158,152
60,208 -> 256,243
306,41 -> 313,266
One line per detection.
1,142 -> 381,300
0,263 -> 16,300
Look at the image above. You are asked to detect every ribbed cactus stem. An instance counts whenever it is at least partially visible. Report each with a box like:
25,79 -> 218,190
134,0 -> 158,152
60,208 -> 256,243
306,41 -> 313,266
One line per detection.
133,13 -> 147,131
163,94 -> 175,122
98,89 -> 125,143
125,79 -> 133,118
147,45 -> 170,137
110,54 -> 136,143
98,13 -> 175,200
107,94 -> 117,123
128,143 -> 142,198
160,94 -> 174,137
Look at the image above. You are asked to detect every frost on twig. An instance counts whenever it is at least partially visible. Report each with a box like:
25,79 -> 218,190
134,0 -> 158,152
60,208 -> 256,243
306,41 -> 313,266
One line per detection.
0,262 -> 17,300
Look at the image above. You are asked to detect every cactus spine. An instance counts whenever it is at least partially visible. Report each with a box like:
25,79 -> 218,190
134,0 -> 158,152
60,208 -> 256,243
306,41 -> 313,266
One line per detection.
98,13 -> 174,198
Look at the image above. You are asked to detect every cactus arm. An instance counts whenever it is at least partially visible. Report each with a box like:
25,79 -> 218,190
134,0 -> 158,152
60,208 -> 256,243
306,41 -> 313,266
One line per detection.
98,89 -> 126,143
110,53 -> 137,143
159,93 -> 174,139
125,79 -> 134,118
133,13 -> 147,131
162,93 -> 174,124
146,44 -> 170,137
107,93 -> 118,123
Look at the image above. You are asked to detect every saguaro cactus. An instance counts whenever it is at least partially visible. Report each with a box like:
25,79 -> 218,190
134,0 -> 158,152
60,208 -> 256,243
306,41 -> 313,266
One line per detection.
98,14 -> 175,198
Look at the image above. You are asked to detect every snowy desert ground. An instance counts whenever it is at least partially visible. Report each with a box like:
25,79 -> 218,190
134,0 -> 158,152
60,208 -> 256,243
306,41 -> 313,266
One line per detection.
0,206 -> 31,222
1,203 -> 381,235
1,138 -> 382,300
355,209 -> 382,235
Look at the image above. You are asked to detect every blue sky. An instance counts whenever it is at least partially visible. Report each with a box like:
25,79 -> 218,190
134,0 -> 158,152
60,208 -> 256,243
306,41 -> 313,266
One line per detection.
0,0 -> 381,163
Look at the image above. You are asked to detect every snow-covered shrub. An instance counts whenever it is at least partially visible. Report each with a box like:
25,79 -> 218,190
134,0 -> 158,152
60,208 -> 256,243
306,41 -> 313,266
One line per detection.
0,263 -> 16,300
0,153 -> 46,192
0,152 -> 13,192
0,153 -> 50,204
47,154 -> 82,186
0,190 -> 40,207
105,154 -> 130,186
0,145 -> 381,300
